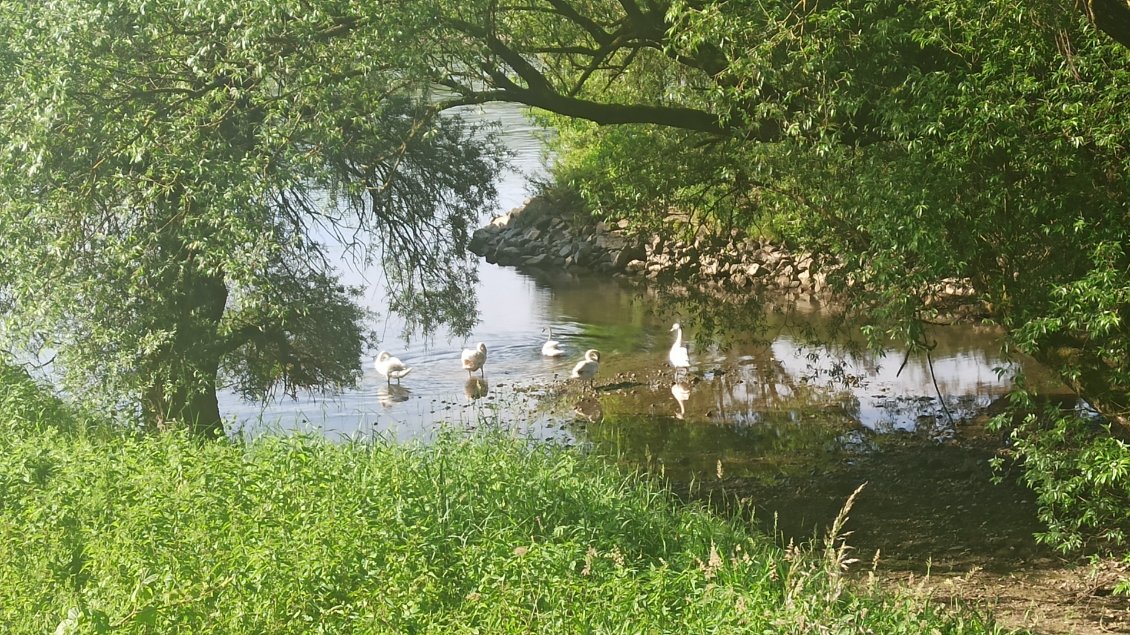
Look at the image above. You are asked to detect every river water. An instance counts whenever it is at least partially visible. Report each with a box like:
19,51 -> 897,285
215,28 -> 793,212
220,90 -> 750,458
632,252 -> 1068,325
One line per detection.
222,103 -> 1050,479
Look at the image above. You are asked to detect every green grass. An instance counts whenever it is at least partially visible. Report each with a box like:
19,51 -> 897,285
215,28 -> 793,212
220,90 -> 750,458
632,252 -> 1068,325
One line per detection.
0,363 -> 1007,633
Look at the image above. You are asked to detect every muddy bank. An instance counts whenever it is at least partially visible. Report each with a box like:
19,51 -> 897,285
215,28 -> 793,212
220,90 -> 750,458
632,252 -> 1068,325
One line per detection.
470,194 -> 985,319
691,423 -> 1130,635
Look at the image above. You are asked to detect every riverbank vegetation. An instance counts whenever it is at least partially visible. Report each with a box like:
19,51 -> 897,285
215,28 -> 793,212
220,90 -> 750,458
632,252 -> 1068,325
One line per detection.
0,365 -> 1006,633
1,0 -> 1128,599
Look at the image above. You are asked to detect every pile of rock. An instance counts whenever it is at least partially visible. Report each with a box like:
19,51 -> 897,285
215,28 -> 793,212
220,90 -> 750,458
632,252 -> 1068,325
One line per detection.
469,196 -> 830,300
469,195 -> 986,320
469,196 -> 642,274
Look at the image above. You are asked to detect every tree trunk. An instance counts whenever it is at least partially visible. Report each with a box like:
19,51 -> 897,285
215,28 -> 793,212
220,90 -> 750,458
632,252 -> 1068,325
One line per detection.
142,267 -> 229,439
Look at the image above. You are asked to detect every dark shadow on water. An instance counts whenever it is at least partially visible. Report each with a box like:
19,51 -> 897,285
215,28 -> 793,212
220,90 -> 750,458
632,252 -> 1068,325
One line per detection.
674,422 -> 1064,576
556,365 -> 1068,578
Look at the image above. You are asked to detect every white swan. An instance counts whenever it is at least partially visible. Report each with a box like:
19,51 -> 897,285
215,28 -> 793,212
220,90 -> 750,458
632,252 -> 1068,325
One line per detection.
571,349 -> 601,390
669,322 -> 690,378
541,326 -> 565,357
374,351 -> 412,384
461,342 -> 488,376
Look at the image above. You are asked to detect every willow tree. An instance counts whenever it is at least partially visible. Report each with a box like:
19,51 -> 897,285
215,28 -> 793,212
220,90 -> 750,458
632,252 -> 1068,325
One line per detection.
0,1 -> 504,436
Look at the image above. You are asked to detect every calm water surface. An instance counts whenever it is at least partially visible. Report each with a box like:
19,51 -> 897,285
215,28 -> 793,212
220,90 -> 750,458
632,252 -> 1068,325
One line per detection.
222,103 -> 1051,479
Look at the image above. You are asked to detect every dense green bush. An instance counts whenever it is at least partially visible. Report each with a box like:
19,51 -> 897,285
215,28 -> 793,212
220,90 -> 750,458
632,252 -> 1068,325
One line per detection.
0,364 -> 1004,633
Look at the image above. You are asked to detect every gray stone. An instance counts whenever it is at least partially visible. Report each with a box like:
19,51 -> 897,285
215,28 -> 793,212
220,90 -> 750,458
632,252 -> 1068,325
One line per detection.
594,233 -> 627,252
497,246 -> 522,262
798,269 -> 812,288
469,228 -> 494,255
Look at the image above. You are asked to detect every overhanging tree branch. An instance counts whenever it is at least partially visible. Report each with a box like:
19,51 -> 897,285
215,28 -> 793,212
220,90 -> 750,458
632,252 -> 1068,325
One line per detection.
1080,0 -> 1130,49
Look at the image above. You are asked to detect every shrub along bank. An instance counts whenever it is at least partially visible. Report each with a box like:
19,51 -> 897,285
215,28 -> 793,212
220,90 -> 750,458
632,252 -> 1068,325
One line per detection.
0,363 -> 1004,633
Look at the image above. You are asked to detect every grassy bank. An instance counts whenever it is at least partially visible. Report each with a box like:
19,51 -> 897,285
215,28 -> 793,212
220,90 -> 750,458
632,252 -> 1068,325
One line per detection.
0,364 -> 1005,634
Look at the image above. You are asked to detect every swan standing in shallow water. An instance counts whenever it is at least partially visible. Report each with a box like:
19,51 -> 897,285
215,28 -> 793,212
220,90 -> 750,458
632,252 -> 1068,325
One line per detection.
461,342 -> 488,376
669,323 -> 690,378
541,326 -> 565,357
374,351 -> 412,384
571,349 -> 601,390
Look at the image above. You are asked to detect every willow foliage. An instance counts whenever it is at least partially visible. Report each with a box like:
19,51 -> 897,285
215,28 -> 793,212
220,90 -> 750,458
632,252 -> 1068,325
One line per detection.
0,0 -> 505,433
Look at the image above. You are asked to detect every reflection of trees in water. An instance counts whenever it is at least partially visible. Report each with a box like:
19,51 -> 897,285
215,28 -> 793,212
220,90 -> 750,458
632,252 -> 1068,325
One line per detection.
576,406 -> 854,482
537,272 -> 656,351
868,394 -> 995,434
527,274 -> 1028,478
635,283 -> 777,349
638,275 -> 1023,393
685,346 -> 863,426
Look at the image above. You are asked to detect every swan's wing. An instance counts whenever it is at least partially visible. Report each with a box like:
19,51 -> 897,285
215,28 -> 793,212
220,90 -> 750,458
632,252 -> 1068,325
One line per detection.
670,346 -> 691,367
572,360 -> 598,378
462,349 -> 484,369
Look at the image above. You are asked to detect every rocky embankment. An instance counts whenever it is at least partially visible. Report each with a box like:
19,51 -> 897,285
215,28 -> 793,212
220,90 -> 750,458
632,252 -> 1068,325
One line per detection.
469,195 -> 832,301
469,195 -> 983,316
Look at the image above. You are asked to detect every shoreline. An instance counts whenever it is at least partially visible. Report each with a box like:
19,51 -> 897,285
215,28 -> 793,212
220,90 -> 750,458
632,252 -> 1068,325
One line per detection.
470,194 -> 987,323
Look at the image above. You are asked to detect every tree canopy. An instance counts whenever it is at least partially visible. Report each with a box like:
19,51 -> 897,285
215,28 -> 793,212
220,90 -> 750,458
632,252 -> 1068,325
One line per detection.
0,0 -> 505,435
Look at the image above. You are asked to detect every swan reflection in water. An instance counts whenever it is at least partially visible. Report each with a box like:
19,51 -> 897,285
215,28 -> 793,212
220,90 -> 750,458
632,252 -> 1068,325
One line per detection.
464,376 -> 489,400
376,383 -> 411,407
573,396 -> 604,424
671,381 -> 691,420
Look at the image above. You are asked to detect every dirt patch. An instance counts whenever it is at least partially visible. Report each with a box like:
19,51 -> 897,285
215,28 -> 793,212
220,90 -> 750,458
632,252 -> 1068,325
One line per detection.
675,421 -> 1130,634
